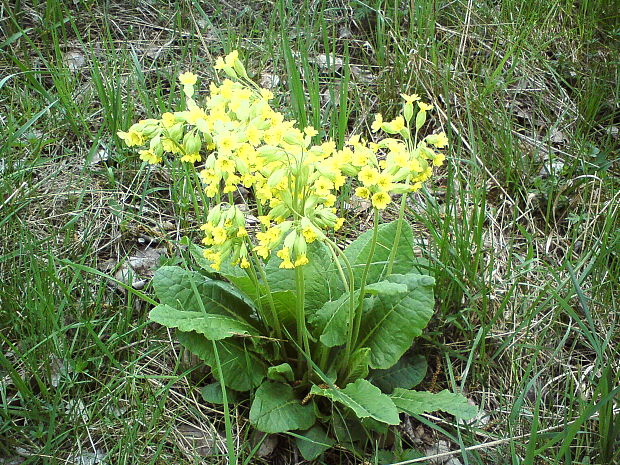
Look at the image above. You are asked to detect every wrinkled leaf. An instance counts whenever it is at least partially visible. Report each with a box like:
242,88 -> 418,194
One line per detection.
267,363 -> 294,382
295,424 -> 335,460
370,353 -> 427,393
310,291 -> 359,347
347,347 -> 371,380
342,220 -> 417,287
152,266 -> 256,323
359,273 -> 435,369
266,241 -> 338,314
201,382 -> 239,404
365,281 -> 408,296
249,381 -> 316,433
391,389 -> 478,420
150,305 -> 258,340
178,331 -> 265,391
259,290 -> 297,327
310,379 -> 399,425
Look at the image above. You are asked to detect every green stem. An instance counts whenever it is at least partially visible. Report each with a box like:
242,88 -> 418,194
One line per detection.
351,208 -> 380,348
385,122 -> 418,276
324,240 -> 356,377
385,194 -> 407,276
252,256 -> 283,341
295,265 -> 310,377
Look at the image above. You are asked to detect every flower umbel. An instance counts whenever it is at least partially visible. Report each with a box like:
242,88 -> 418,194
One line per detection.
117,50 -> 448,270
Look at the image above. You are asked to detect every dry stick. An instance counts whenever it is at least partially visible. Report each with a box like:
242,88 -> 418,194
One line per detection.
389,407 -> 620,465
0,181 -> 27,211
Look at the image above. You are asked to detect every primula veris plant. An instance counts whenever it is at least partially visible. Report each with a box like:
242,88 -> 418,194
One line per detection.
118,51 -> 475,458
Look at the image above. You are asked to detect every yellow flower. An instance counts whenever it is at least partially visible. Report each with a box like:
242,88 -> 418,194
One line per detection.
426,131 -> 449,148
214,56 -> 226,71
304,126 -> 318,137
276,247 -> 294,269
302,227 -> 318,243
161,112 -> 176,128
314,177 -> 333,196
376,172 -> 394,191
418,102 -> 434,111
211,226 -> 228,245
138,149 -> 161,164
390,116 -> 405,132
358,166 -> 380,187
355,186 -> 370,199
246,124 -> 263,146
433,152 -> 445,167
117,129 -> 144,147
225,50 -> 239,67
324,194 -> 337,208
294,254 -> 309,267
181,152 -> 202,163
371,113 -> 383,132
371,191 -> 391,209
401,93 -> 420,104
179,72 -> 198,86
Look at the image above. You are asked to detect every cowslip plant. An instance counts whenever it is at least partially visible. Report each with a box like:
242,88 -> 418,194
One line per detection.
118,51 -> 476,459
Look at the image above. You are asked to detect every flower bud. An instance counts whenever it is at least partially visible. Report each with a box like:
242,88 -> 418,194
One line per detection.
233,59 -> 248,79
223,67 -> 238,79
415,109 -> 427,130
404,102 -> 414,123
207,205 -> 223,224
167,122 -> 184,141
293,233 -> 307,257
183,131 -> 202,154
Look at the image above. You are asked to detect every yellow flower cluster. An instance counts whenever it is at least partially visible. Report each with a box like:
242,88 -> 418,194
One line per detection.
117,51 -> 448,270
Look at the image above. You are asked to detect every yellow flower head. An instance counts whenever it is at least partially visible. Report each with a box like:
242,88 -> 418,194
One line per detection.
401,93 -> 421,104
390,116 -> 405,132
117,129 -> 144,147
371,113 -> 383,132
179,72 -> 198,86
418,102 -> 434,112
355,186 -> 370,199
358,166 -> 380,187
371,191 -> 391,210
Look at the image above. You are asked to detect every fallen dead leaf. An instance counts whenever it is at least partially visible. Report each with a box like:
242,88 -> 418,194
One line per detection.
176,424 -> 221,457
260,72 -> 280,89
70,450 -> 106,465
65,399 -> 89,422
63,50 -> 86,73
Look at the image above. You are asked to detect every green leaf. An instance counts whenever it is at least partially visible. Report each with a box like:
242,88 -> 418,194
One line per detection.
342,220 -> 416,286
365,281 -> 408,296
265,241 -> 337,314
391,389 -> 477,420
310,291 -> 359,347
200,382 -> 239,404
249,381 -> 316,433
190,244 -> 261,301
358,273 -> 435,369
295,425 -> 335,461
310,379 -> 400,425
259,290 -> 297,326
152,266 -> 256,323
370,354 -> 427,393
347,347 -> 371,380
178,331 -> 266,391
267,363 -> 294,382
149,305 -> 258,340
377,448 -> 425,464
